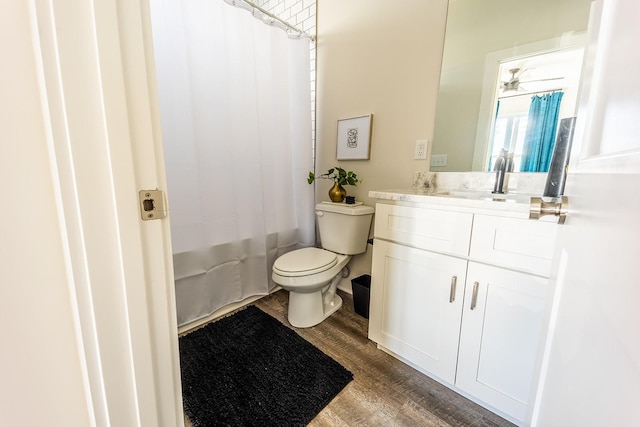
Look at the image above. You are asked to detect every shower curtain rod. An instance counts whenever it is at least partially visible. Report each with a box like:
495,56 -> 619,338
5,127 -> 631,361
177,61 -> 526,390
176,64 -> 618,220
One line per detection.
226,0 -> 315,41
498,88 -> 563,99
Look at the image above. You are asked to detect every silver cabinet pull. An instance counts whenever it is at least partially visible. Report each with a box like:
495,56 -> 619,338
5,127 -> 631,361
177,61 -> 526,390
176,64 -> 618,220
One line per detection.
449,275 -> 457,303
470,281 -> 479,310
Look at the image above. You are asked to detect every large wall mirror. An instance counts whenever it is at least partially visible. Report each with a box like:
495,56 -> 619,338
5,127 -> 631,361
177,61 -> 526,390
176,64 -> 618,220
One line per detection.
431,0 -> 593,172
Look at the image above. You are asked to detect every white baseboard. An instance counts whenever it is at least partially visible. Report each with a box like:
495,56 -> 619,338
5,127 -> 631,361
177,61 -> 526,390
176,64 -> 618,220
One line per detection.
178,286 -> 282,335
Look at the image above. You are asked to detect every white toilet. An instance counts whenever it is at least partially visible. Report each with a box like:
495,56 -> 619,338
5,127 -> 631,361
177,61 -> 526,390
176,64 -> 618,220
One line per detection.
272,202 -> 374,328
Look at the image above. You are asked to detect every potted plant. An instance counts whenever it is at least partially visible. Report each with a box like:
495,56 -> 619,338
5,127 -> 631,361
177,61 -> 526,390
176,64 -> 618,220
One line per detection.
308,166 -> 359,203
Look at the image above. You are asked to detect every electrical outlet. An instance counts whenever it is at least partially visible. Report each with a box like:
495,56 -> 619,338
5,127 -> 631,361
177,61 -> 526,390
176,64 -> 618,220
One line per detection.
430,154 -> 448,167
414,140 -> 428,159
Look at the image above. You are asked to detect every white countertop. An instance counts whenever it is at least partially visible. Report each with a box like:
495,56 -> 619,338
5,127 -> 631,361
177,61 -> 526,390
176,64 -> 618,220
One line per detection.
369,188 -> 535,217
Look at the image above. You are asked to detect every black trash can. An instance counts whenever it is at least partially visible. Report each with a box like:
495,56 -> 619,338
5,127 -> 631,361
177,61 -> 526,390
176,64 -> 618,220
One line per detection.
351,274 -> 371,319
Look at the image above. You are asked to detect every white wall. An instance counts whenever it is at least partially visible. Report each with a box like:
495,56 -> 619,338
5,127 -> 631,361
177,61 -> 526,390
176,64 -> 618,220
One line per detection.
316,0 -> 448,285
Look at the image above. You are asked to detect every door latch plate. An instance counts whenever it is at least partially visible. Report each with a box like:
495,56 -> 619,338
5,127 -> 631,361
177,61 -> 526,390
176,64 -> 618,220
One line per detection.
139,190 -> 167,220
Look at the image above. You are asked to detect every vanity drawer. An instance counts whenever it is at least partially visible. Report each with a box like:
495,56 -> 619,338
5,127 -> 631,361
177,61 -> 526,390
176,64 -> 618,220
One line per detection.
470,214 -> 558,276
374,204 -> 473,256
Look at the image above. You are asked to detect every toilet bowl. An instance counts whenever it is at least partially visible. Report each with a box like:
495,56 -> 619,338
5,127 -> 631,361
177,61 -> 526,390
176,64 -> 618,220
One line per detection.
272,247 -> 350,328
271,203 -> 374,328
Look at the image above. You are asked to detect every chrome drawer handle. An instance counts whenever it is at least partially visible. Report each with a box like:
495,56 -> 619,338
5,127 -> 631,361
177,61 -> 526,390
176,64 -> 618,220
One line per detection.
449,276 -> 457,303
470,281 -> 479,310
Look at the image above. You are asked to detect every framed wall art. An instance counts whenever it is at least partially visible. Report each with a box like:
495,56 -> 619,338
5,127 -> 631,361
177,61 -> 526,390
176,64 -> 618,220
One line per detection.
336,114 -> 373,160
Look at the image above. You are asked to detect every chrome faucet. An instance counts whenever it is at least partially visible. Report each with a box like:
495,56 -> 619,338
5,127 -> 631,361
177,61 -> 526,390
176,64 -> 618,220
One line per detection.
492,149 -> 507,194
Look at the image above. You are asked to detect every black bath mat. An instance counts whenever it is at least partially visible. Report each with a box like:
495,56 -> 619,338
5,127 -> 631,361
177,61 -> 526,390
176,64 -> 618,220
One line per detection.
179,305 -> 353,426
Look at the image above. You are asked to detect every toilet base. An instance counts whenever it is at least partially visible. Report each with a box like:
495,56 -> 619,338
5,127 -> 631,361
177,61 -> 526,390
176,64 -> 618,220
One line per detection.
287,291 -> 343,328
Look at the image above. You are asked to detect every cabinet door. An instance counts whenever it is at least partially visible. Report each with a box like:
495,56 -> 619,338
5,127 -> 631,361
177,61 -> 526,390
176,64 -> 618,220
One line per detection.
456,262 -> 547,423
368,239 -> 467,384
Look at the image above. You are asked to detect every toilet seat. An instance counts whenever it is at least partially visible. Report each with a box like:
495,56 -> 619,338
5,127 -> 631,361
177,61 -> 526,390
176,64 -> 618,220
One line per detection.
272,247 -> 337,277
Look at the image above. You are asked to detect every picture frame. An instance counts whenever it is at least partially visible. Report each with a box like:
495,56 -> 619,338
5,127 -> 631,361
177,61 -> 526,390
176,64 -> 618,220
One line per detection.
336,114 -> 373,160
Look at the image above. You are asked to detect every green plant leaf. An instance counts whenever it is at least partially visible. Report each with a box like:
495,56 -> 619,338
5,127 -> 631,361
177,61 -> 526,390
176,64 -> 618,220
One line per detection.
308,166 -> 360,186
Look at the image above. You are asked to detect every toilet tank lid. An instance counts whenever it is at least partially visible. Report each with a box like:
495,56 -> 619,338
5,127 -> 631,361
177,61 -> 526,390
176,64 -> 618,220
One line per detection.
316,202 -> 374,216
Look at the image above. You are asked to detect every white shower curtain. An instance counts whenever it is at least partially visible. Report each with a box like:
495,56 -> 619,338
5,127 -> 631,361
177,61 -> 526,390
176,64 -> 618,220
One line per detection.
150,0 -> 315,326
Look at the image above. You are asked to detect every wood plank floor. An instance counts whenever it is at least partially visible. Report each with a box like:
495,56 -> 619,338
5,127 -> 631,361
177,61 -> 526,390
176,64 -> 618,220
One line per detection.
184,289 -> 515,426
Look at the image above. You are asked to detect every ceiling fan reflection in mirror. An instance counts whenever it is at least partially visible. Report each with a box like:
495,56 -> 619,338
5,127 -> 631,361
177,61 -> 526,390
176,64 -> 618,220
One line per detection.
500,67 -> 564,93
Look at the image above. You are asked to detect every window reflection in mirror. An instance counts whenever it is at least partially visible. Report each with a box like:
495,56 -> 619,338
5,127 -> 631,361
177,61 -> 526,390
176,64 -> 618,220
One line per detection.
431,0 -> 592,172
487,47 -> 585,171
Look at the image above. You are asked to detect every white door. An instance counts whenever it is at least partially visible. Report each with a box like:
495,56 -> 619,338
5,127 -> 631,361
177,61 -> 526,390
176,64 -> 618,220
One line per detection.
369,240 -> 467,383
529,0 -> 640,425
457,262 -> 547,424
1,1 -> 182,426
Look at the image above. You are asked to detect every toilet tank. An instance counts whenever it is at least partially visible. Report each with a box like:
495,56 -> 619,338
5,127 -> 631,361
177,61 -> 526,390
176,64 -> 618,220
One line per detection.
315,203 -> 374,255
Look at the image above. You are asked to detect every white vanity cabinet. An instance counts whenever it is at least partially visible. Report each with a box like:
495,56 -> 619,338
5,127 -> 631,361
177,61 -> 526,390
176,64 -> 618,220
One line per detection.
368,201 -> 558,425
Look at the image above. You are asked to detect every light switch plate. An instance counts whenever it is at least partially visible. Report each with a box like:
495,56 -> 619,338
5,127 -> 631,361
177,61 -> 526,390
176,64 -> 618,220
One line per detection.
430,154 -> 448,167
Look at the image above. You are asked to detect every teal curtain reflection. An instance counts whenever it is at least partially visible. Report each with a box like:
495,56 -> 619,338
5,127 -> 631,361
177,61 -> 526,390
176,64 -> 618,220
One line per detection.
521,92 -> 564,172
